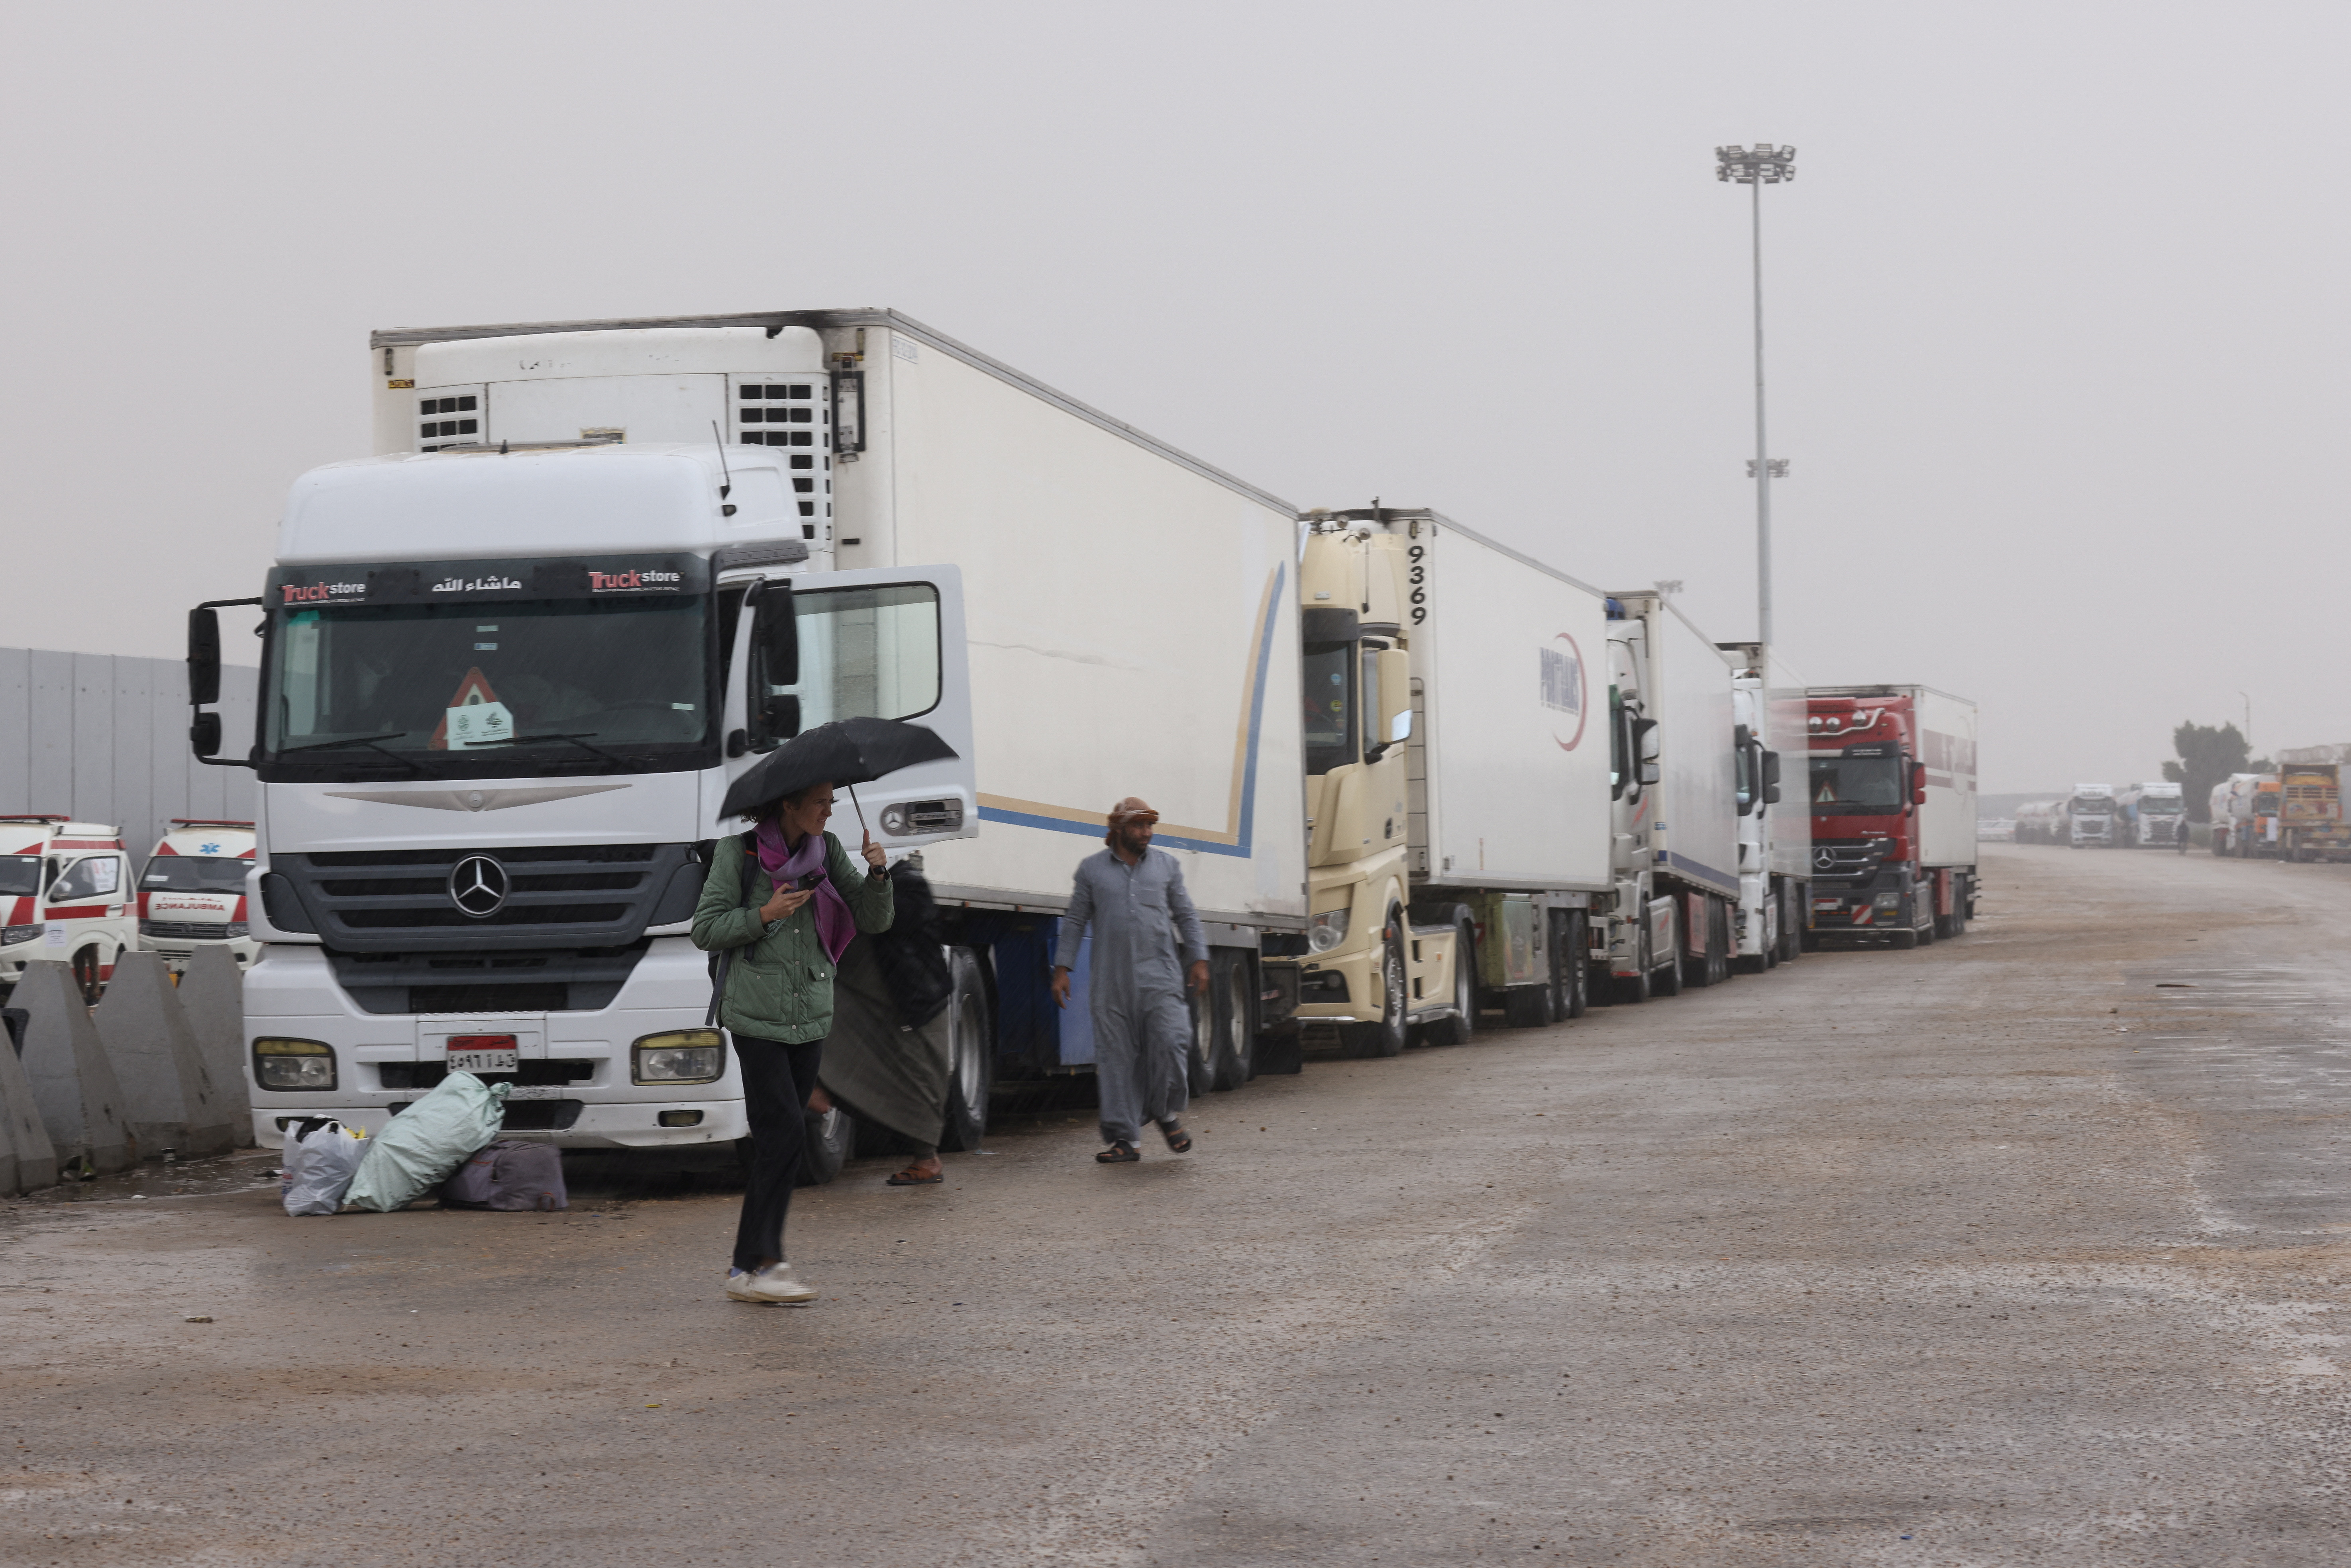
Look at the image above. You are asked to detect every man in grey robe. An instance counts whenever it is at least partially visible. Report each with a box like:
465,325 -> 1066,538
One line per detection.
1052,796 -> 1209,1161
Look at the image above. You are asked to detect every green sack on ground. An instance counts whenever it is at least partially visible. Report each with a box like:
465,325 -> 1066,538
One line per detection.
344,1071 -> 511,1213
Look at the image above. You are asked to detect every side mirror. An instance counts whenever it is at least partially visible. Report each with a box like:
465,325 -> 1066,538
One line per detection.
760,694 -> 803,741
190,711 -> 223,758
1912,759 -> 1929,805
754,581 -> 799,687
1734,724 -> 1755,816
1763,749 -> 1782,804
1634,718 -> 1661,785
187,607 -> 222,706
1377,648 -> 1412,746
1640,760 -> 1661,786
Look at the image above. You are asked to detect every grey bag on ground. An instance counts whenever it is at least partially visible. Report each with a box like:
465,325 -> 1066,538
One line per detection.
344,1071 -> 510,1213
441,1139 -> 567,1211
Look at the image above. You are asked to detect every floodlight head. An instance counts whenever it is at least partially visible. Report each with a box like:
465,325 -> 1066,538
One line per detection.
1715,143 -> 1798,184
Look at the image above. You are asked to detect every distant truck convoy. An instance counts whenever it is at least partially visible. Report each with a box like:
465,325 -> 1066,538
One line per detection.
2208,772 -> 2277,858
2113,783 -> 2185,848
1803,685 -> 1979,948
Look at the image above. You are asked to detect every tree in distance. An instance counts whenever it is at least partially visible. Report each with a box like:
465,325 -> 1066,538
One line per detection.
2163,721 -> 2272,822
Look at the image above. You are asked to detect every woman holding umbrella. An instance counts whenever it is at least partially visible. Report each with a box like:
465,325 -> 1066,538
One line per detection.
694,778 -> 893,1304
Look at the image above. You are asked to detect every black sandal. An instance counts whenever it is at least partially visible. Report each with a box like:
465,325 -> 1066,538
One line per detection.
1159,1122 -> 1192,1154
1095,1141 -> 1140,1163
885,1168 -> 944,1185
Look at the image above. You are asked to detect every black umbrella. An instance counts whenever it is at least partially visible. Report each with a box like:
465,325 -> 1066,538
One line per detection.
718,717 -> 960,828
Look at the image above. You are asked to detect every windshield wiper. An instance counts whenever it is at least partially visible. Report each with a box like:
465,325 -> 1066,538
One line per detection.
482,732 -> 638,769
273,732 -> 430,775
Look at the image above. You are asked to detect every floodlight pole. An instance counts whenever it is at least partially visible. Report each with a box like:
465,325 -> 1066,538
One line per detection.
1718,143 -> 1795,648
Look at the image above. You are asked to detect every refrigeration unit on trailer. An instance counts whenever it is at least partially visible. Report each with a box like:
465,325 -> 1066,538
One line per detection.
1288,507 -> 1611,1059
190,309 -> 1305,1153
1595,593 -> 1742,1000
2066,784 -> 2118,848
0,817 -> 134,1004
136,820 -> 259,971
2112,783 -> 2185,849
1804,685 -> 1979,948
1722,644 -> 1809,971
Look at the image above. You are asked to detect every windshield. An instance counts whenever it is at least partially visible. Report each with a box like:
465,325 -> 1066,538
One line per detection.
142,857 -> 252,892
0,856 -> 37,897
1810,756 -> 1906,814
2070,797 -> 2112,814
261,597 -> 711,777
2139,798 -> 2184,814
1302,641 -> 1356,776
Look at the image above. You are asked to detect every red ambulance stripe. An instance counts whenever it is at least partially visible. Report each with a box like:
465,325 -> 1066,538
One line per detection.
43,905 -> 111,920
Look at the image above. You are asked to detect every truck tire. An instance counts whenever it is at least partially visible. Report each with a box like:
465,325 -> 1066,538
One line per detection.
937,947 -> 993,1152
797,1103 -> 855,1187
1683,898 -> 1723,989
1891,926 -> 1919,951
1341,916 -> 1408,1059
1187,979 -> 1217,1095
1559,913 -> 1590,1019
1421,910 -> 1477,1046
1209,950 -> 1254,1091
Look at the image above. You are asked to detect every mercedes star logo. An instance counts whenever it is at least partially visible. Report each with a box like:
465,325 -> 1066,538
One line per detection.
1813,848 -> 1836,870
448,854 -> 509,918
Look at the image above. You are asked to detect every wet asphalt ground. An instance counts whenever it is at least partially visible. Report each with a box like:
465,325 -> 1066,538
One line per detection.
5,842 -> 2350,1567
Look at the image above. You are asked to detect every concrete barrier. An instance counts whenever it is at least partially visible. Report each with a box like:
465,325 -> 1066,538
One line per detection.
90,951 -> 235,1161
0,1019 -> 59,1194
14,963 -> 133,1175
175,948 -> 253,1148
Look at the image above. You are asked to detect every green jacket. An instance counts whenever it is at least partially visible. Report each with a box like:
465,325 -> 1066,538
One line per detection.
691,830 -> 895,1044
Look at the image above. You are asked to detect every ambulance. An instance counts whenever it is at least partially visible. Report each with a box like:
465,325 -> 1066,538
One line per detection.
136,820 -> 260,972
0,816 -> 137,1003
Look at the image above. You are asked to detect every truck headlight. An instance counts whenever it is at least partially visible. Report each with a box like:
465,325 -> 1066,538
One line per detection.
220,922 -> 249,939
1873,892 -> 1902,910
253,1038 -> 336,1091
1307,908 -> 1352,953
633,1029 -> 727,1085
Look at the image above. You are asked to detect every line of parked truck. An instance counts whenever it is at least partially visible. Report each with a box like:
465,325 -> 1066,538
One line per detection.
76,308 -> 1985,1170
2013,783 -> 2185,848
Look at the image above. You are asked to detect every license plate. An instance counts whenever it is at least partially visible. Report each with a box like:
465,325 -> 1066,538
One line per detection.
446,1034 -> 518,1074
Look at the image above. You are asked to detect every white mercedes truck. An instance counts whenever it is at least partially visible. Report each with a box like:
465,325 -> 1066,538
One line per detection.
1287,506 -> 1612,1060
190,310 -> 1307,1152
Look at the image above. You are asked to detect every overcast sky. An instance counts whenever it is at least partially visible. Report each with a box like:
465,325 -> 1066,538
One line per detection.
4,1 -> 2343,793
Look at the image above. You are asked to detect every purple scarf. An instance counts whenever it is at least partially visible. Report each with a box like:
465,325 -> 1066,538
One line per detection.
753,820 -> 855,964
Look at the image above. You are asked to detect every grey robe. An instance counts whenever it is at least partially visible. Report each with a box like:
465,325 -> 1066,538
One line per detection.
1055,847 -> 1209,1145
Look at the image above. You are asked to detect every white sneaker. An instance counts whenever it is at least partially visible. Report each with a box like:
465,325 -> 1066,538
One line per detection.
724,1263 -> 817,1304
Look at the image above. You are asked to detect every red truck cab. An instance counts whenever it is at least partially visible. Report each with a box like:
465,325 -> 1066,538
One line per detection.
1805,688 -> 1978,949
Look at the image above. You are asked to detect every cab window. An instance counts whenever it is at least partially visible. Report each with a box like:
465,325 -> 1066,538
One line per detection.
50,856 -> 123,903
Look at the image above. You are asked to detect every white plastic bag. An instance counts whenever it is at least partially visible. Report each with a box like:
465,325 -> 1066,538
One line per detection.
281,1118 -> 368,1217
344,1072 -> 511,1213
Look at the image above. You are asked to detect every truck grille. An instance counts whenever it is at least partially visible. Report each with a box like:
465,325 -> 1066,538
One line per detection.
1810,840 -> 1888,884
328,941 -> 652,1015
269,843 -> 703,954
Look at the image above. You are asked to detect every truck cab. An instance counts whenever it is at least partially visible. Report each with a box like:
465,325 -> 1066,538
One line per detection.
192,432 -> 976,1152
0,817 -> 135,1003
137,820 -> 260,972
2067,784 -> 2118,848
1292,516 -> 1462,1056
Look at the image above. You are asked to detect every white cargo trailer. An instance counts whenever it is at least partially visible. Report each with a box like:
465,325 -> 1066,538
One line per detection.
1595,592 -> 1741,1000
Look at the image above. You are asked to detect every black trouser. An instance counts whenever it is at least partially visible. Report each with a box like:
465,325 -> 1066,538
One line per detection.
732,1034 -> 824,1272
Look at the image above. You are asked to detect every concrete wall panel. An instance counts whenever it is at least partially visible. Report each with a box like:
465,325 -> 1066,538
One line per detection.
14,962 -> 133,1173
90,951 -> 234,1160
